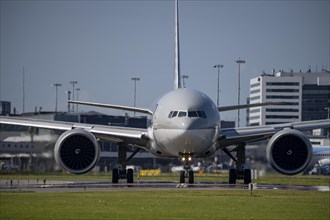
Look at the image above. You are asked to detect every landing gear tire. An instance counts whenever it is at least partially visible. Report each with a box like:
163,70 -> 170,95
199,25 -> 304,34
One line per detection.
229,169 -> 237,184
127,168 -> 134,183
188,170 -> 194,184
180,171 -> 185,184
112,168 -> 119,183
244,169 -> 251,184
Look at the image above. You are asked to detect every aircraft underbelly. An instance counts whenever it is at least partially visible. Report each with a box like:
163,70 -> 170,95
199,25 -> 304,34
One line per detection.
153,128 -> 215,156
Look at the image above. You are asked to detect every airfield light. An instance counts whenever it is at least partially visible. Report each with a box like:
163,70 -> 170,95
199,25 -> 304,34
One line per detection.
51,83 -> 62,113
213,64 -> 224,106
235,58 -> 246,127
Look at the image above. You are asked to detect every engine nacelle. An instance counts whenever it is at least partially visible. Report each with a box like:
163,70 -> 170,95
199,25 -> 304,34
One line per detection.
54,129 -> 100,174
266,129 -> 312,175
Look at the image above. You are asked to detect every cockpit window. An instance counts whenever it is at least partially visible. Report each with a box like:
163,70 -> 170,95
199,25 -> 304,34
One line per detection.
188,111 -> 198,117
168,110 -> 207,119
168,111 -> 178,118
197,111 -> 207,118
178,111 -> 187,117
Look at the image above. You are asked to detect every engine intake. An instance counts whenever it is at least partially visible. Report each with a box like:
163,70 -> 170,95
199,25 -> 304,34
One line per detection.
266,129 -> 312,175
54,129 -> 100,174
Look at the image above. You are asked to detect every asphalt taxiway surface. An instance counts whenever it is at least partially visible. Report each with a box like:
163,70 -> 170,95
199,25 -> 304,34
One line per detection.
1,179 -> 329,193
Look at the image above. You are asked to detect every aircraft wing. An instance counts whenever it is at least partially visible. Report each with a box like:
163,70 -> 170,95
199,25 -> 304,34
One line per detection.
68,100 -> 153,115
218,102 -> 286,112
0,116 -> 148,147
219,119 -> 330,148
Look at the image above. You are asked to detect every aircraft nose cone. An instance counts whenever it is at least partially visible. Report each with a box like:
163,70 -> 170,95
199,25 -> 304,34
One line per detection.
177,118 -> 205,130
169,129 -> 215,155
153,125 -> 217,156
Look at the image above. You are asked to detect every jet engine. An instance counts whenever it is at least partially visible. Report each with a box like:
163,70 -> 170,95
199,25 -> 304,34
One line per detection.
54,129 -> 100,174
266,129 -> 312,175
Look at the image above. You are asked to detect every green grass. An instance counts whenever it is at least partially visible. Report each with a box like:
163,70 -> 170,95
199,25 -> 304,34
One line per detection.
1,190 -> 329,220
1,174 -> 329,219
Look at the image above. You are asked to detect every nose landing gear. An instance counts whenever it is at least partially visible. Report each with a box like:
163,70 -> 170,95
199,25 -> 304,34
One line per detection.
179,169 -> 194,184
179,153 -> 194,184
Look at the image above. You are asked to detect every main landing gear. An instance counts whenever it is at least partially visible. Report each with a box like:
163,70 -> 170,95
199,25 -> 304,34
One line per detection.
179,153 -> 194,184
222,143 -> 252,184
112,143 -> 140,184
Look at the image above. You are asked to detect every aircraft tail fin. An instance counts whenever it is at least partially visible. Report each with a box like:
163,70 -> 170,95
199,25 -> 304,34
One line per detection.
174,0 -> 182,89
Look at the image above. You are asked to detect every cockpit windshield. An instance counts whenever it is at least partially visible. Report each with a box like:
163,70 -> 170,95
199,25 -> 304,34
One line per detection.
178,111 -> 187,117
168,110 -> 207,119
188,111 -> 198,117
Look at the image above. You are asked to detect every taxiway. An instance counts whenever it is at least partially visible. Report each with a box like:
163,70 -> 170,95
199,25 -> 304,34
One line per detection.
0,178 -> 329,193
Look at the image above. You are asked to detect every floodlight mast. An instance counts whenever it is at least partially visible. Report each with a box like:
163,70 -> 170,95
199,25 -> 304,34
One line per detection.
235,58 -> 246,127
69,81 -> 78,112
65,90 -> 71,113
131,77 -> 140,116
75,88 -> 80,112
51,83 -> 62,113
213,64 -> 224,107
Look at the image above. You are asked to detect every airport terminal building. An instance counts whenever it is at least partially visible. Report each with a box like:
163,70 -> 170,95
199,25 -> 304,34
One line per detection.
248,71 -> 330,127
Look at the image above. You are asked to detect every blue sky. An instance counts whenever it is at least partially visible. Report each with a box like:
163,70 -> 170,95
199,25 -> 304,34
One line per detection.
1,0 -> 329,124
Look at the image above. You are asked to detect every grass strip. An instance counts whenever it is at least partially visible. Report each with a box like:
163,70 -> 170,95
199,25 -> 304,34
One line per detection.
1,190 -> 329,220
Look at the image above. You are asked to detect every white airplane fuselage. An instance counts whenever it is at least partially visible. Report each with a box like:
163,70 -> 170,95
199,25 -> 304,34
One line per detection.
147,88 -> 221,158
311,146 -> 330,166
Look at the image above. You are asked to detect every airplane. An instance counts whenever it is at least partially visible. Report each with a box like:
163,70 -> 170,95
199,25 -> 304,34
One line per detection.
311,146 -> 330,167
0,0 -> 329,184
306,146 -> 330,175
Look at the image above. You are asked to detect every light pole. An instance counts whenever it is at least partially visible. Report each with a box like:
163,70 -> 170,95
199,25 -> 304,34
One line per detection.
235,58 -> 246,127
182,75 -> 189,88
51,83 -> 62,113
22,67 -> 25,114
213,64 -> 223,107
131,77 -> 140,115
69,81 -> 78,112
76,88 -> 80,112
65,90 -> 71,113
